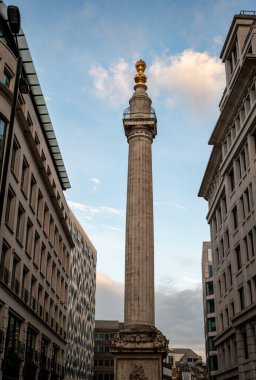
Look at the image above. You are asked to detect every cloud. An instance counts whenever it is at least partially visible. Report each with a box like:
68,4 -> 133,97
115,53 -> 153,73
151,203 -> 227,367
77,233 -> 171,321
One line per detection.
149,49 -> 224,114
90,177 -> 101,190
89,50 -> 225,116
95,274 -> 205,358
95,273 -> 124,321
89,58 -> 133,106
68,200 -> 124,221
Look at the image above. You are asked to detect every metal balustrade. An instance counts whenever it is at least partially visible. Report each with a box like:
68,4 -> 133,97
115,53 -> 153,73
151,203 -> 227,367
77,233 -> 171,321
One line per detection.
0,329 -> 5,353
0,265 -> 66,339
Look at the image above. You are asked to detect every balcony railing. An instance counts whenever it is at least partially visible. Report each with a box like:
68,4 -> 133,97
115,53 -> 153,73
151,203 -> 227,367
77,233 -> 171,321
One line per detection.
123,106 -> 156,119
0,329 -> 5,353
5,341 -> 25,361
0,266 -> 66,339
25,348 -> 40,367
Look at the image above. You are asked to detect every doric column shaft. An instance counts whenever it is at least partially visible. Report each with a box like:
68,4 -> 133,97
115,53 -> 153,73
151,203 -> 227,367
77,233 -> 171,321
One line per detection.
124,127 -> 154,327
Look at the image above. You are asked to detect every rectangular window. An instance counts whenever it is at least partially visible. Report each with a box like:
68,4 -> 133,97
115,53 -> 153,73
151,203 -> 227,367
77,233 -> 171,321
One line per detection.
229,168 -> 235,191
244,237 -> 249,262
206,281 -> 214,296
235,245 -> 242,270
206,299 -> 215,314
228,264 -> 232,287
5,187 -> 16,230
25,218 -> 33,257
33,232 -> 40,268
0,117 -> 7,174
29,174 -> 37,211
207,317 -> 216,332
36,190 -> 43,224
2,68 -> 11,88
20,157 -> 29,197
239,286 -> 245,310
43,203 -> 49,236
232,206 -> 238,230
244,188 -> 250,214
16,203 -> 25,244
10,136 -> 21,179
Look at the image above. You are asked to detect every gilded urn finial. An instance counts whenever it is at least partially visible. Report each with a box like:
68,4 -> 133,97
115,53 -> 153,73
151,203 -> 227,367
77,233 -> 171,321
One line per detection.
134,59 -> 147,85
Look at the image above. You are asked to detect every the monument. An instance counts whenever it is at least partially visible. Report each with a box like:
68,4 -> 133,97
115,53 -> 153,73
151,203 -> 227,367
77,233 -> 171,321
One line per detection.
111,60 -> 168,379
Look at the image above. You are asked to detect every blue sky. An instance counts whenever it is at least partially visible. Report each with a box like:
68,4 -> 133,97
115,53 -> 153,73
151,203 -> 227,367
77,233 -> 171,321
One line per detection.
6,0 -> 256,355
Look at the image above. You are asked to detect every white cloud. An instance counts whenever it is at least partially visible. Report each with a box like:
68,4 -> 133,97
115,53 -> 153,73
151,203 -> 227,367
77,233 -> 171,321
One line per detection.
95,273 -> 205,358
149,49 -> 224,113
90,177 -> 101,190
68,200 -> 124,221
89,58 -> 133,106
89,50 -> 225,116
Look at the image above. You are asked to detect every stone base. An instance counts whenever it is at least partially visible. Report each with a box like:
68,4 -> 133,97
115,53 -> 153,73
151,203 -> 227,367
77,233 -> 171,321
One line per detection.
110,326 -> 168,380
115,354 -> 162,380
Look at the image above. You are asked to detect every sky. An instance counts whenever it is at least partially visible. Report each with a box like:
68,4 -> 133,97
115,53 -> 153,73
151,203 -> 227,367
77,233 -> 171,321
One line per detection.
5,0 -> 256,358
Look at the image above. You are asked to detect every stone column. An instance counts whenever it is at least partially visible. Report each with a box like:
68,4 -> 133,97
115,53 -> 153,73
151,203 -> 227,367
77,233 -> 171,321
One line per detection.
111,60 -> 167,380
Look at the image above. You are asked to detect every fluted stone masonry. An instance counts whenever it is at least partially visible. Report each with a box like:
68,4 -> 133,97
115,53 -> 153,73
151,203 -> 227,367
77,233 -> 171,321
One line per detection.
111,61 -> 167,380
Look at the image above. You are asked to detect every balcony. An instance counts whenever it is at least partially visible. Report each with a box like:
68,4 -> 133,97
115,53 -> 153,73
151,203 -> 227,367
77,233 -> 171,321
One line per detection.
0,329 -> 5,353
0,266 -> 66,340
5,340 -> 25,361
25,348 -> 40,367
123,106 -> 156,120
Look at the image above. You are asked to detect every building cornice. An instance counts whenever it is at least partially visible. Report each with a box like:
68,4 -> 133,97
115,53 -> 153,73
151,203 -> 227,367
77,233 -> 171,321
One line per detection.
198,145 -> 221,199
209,56 -> 256,145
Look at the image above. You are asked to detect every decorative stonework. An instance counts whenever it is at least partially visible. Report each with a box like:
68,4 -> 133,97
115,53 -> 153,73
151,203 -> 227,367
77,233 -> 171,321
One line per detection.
129,365 -> 148,380
111,327 -> 168,353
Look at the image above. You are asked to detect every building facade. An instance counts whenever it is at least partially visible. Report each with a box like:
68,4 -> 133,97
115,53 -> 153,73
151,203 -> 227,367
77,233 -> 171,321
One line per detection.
65,211 -> 97,380
202,242 -> 218,380
94,320 -> 123,380
199,12 -> 256,380
0,2 -> 73,379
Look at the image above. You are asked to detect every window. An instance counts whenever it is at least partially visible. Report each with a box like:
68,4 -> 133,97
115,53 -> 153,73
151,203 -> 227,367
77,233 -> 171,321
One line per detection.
228,264 -> 232,287
224,230 -> 230,251
244,188 -> 251,214
218,279 -> 222,298
235,245 -> 242,270
36,190 -> 43,224
206,281 -> 214,296
207,317 -> 216,332
43,203 -> 49,235
5,187 -> 16,230
2,68 -> 11,88
244,237 -> 249,262
16,203 -> 25,244
20,157 -> 29,196
229,168 -> 235,191
0,117 -> 7,173
225,307 -> 229,325
10,137 -> 21,178
238,286 -> 245,310
29,175 -> 37,211
232,206 -> 238,230
25,218 -> 33,257
6,314 -> 21,351
33,232 -> 40,268
231,301 -> 235,316
206,299 -> 215,314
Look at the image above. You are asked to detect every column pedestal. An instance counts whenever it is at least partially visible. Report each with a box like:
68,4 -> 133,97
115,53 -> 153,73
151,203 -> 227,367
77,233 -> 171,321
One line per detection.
112,326 -> 168,380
